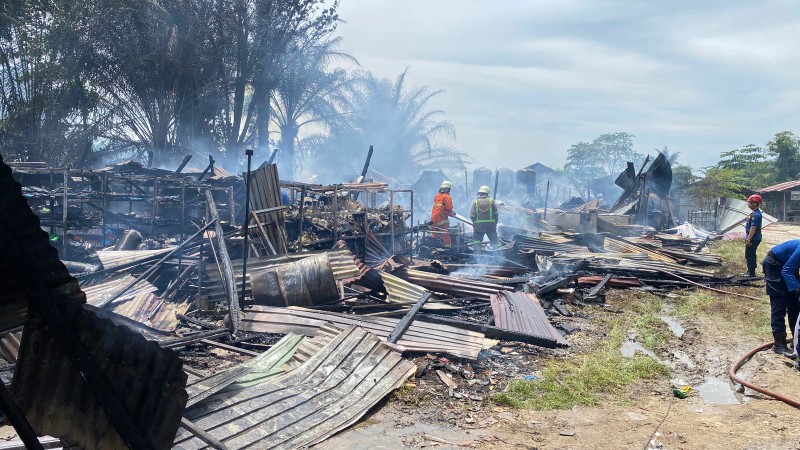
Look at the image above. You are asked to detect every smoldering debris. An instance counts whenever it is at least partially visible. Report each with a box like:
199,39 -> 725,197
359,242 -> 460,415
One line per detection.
0,153 -> 755,449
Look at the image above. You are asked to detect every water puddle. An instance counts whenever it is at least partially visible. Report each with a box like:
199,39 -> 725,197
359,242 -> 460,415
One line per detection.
620,341 -> 658,359
669,349 -> 695,369
659,315 -> 685,338
696,377 -> 739,405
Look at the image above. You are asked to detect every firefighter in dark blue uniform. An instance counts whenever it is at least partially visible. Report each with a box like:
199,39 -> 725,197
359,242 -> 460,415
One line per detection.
744,194 -> 763,277
762,239 -> 800,360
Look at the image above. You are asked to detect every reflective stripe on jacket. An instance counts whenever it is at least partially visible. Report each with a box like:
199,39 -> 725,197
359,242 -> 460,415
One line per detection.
470,196 -> 497,223
431,192 -> 454,223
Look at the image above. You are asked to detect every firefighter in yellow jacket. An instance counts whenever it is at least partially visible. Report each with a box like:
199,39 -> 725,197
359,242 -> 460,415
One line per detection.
430,180 -> 455,247
470,185 -> 499,252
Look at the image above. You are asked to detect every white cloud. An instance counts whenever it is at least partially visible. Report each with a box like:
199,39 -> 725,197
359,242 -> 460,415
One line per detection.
331,0 -> 800,174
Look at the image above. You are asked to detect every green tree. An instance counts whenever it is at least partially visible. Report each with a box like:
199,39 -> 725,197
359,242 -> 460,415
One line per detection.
0,0 -> 99,165
671,164 -> 695,194
715,144 -> 775,189
685,167 -> 745,210
766,131 -> 800,182
564,132 -> 644,182
564,141 -> 602,181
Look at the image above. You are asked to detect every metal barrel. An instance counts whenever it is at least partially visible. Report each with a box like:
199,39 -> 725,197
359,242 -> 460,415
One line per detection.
250,253 -> 339,307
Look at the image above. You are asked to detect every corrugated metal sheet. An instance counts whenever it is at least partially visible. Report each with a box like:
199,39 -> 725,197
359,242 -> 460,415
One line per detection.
112,292 -> 188,333
0,156 -> 188,449
13,300 -> 188,450
757,179 -> 800,193
173,325 -> 416,449
603,236 -> 675,262
185,334 -> 305,407
718,197 -> 778,233
240,305 -> 484,360
381,271 -> 430,303
0,330 -> 22,363
490,291 -> 569,346
185,324 -> 342,407
95,248 -> 173,269
399,268 -> 514,300
82,274 -> 158,307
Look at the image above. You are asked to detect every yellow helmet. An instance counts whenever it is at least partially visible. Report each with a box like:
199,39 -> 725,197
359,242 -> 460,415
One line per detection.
478,185 -> 490,194
440,180 -> 453,189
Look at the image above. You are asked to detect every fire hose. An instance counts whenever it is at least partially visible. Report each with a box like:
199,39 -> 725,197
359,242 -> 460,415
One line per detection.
729,341 -> 800,409
657,269 -> 762,301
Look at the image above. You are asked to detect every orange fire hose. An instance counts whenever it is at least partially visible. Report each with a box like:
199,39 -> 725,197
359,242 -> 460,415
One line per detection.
729,341 -> 800,409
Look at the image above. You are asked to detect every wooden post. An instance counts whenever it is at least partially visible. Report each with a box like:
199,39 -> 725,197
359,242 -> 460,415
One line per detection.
784,191 -> 787,222
390,190 -> 395,255
206,190 -> 240,331
543,180 -> 551,220
332,185 -> 339,243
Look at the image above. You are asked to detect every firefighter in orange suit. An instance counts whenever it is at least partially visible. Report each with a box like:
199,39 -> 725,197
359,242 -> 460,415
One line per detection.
431,180 -> 456,247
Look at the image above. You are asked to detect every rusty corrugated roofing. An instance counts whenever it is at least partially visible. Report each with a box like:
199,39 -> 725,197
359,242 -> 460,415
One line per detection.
240,305 -> 485,360
381,271 -> 430,303
757,179 -> 800,193
0,155 -> 188,449
490,291 -> 569,346
173,325 -> 416,449
82,274 -> 158,307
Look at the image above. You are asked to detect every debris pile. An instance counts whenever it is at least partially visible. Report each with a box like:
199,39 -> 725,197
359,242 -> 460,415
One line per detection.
0,153 -> 759,449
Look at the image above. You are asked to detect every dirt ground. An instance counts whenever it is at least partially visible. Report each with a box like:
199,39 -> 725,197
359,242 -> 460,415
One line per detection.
320,282 -> 800,450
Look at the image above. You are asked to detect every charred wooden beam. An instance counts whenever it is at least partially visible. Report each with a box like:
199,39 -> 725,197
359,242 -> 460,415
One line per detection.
416,313 -> 559,348
585,273 -> 613,299
387,292 -> 433,344
175,154 -> 192,174
180,418 -> 230,450
536,274 -> 579,296
206,190 -> 240,332
161,329 -> 230,349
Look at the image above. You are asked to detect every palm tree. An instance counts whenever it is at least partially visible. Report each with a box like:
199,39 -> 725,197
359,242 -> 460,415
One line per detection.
312,68 -> 466,182
271,37 -> 355,178
655,146 -> 680,165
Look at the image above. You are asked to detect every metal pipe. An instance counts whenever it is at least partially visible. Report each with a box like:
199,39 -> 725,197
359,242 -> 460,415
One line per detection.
241,149 -> 253,308
62,168 -> 68,254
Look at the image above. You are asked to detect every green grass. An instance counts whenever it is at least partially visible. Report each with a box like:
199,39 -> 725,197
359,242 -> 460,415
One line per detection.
630,296 -> 672,351
709,240 -> 770,275
671,290 -> 770,337
492,318 -> 670,410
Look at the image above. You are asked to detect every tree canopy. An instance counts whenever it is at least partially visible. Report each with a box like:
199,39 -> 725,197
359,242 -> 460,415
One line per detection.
564,132 -> 644,182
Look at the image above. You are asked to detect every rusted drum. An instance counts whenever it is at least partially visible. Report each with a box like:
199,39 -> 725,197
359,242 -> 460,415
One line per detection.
250,253 -> 339,307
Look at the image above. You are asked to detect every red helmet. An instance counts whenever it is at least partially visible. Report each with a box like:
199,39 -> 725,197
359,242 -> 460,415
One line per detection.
747,194 -> 762,205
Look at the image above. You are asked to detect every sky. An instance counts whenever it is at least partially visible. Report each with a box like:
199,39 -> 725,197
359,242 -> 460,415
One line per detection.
332,0 -> 800,172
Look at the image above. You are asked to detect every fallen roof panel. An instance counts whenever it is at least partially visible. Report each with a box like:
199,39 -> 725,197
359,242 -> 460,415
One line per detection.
240,305 -> 485,360
490,291 -> 569,347
173,325 -> 416,449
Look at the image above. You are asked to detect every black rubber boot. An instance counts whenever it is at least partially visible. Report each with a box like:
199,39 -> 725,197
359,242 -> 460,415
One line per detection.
773,333 -> 789,354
